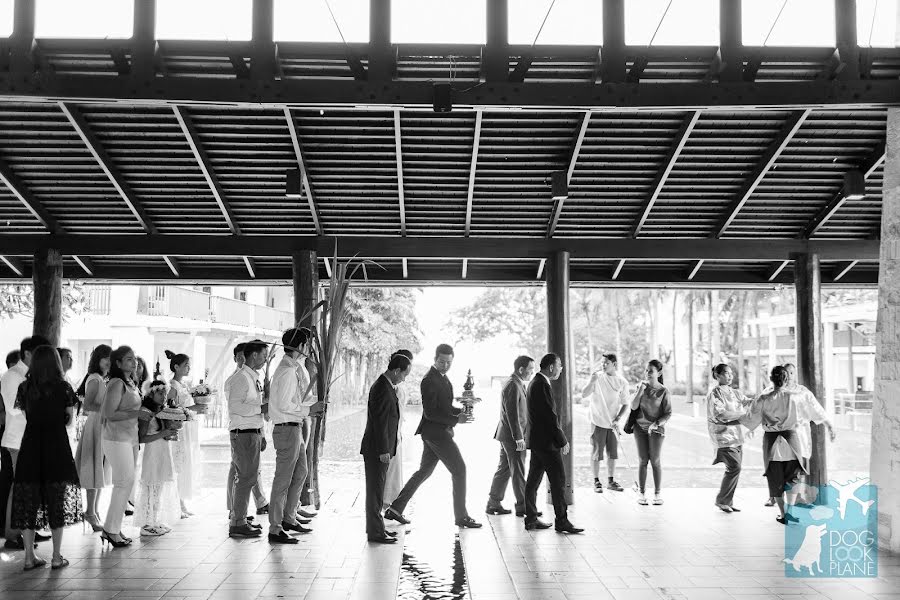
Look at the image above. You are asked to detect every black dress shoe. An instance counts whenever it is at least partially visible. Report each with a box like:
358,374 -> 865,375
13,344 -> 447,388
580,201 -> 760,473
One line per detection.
555,522 -> 584,534
485,504 -> 512,515
385,530 -> 397,537
229,523 -> 262,538
297,508 -> 317,519
384,507 -> 411,525
455,517 -> 482,529
368,534 -> 397,544
268,530 -> 299,544
256,504 -> 270,515
249,521 -> 262,530
516,510 -> 542,517
33,532 -> 51,542
524,519 -> 552,530
282,521 -> 312,534
294,516 -> 312,525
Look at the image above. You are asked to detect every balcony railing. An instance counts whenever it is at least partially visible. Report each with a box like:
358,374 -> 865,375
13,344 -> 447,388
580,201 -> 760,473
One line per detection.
86,286 -> 111,315
135,286 -> 292,331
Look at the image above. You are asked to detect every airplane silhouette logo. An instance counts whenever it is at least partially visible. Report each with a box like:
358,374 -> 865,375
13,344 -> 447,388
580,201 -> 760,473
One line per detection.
829,478 -> 875,520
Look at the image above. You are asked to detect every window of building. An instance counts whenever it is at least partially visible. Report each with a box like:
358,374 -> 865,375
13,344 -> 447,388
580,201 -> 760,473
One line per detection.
625,0 -> 719,46
392,0 -> 486,44
858,0 -> 898,47
743,0 -> 836,46
202,286 -> 212,295
509,0 -> 602,45
35,0 -> 132,38
156,0 -> 251,41
239,291 -> 247,302
274,0 -> 368,42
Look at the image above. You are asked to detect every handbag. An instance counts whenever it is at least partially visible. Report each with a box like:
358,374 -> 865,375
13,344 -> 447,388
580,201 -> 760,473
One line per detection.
623,382 -> 646,435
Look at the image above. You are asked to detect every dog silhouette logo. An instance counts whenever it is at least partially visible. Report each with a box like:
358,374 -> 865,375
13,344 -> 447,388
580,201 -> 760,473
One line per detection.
784,524 -> 826,575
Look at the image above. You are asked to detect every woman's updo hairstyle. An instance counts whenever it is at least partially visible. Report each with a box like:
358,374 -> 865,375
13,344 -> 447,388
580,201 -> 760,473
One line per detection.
164,350 -> 189,373
770,365 -> 788,389
712,363 -> 730,377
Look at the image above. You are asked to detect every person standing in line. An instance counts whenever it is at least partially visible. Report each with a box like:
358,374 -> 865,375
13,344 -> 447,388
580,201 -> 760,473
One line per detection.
267,328 -> 324,544
383,349 -> 414,510
133,381 -> 180,537
74,344 -> 112,532
361,353 -> 411,544
2,336 -> 51,551
225,343 -> 269,520
100,346 -> 143,548
0,351 -> 18,534
743,365 -> 836,525
523,353 -> 582,534
706,364 -> 754,513
385,344 -> 481,529
10,345 -> 82,571
581,353 -> 630,494
164,351 -> 207,518
226,340 -> 269,538
486,355 -> 534,517
630,359 -> 671,507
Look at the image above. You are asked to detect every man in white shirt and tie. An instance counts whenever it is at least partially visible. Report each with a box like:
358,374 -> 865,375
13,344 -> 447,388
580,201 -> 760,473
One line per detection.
267,328 -> 324,544
226,340 -> 269,538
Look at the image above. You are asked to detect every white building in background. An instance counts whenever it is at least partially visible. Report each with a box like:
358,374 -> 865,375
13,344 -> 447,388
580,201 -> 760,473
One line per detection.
0,285 -> 295,408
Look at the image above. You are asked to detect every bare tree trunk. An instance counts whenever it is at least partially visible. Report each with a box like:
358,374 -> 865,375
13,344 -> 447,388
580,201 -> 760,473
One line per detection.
671,291 -> 679,382
579,290 -> 596,373
687,292 -> 695,404
735,292 -> 747,389
754,294 -> 763,393
647,291 -> 659,359
708,290 -> 720,386
614,293 -> 624,376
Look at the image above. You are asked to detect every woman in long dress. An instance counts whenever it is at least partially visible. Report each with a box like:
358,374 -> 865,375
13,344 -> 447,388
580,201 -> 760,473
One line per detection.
74,344 -> 111,532
383,349 -> 413,508
11,345 -> 82,571
164,350 -> 206,518
134,381 -> 180,536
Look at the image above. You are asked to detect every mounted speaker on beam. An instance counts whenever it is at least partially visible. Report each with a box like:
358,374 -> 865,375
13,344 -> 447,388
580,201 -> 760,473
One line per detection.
433,83 -> 452,113
551,171 -> 568,200
843,169 -> 865,200
286,168 -> 302,198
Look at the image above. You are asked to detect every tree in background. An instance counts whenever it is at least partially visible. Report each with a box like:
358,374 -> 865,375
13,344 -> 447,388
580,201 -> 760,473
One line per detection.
0,282 -> 89,320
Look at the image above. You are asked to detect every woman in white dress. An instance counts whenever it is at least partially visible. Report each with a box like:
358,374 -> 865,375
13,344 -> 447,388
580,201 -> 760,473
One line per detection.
383,349 -> 413,508
134,381 -> 181,536
74,344 -> 112,532
164,350 -> 206,518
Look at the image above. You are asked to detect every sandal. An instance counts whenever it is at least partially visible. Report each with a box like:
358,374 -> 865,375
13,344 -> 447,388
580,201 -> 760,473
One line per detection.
51,557 -> 69,570
637,494 -> 649,505
23,557 -> 47,571
652,494 -> 664,505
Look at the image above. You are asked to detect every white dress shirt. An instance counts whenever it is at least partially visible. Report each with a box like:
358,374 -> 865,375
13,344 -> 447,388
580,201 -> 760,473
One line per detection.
268,355 -> 314,425
1,361 -> 28,449
226,364 -> 264,430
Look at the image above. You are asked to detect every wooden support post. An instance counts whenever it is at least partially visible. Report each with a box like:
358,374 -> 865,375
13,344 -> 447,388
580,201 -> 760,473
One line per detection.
546,250 -> 574,504
719,0 -> 742,82
485,0 -> 508,82
793,252 -> 828,491
32,247 -> 62,346
602,0 -> 626,83
132,0 -> 156,82
834,0 -> 860,81
251,0 -> 276,81
369,0 -> 393,81
292,250 -> 318,327
10,0 -> 35,82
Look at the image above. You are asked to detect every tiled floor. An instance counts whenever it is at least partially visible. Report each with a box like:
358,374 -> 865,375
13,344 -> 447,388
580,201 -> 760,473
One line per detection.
0,485 -> 896,600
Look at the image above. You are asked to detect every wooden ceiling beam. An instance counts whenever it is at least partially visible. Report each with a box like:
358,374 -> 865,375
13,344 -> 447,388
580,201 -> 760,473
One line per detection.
394,109 -> 406,236
464,109 -> 483,237
712,109 -> 811,238
632,110 -> 701,238
0,255 -> 24,276
284,107 -> 323,235
72,255 -> 94,276
163,255 -> 180,277
547,110 -> 592,238
243,256 -> 256,279
172,105 -> 242,235
0,159 -> 61,233
58,102 -> 157,234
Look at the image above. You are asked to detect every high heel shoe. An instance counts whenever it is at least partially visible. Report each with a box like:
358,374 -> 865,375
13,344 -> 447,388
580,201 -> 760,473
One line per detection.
100,530 -> 132,548
84,513 -> 103,533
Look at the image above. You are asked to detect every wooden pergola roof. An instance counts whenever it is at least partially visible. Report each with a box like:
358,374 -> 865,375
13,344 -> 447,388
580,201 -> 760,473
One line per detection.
0,0 -> 892,286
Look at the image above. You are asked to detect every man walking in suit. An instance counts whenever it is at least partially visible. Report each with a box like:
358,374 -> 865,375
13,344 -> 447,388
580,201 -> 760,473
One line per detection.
385,344 -> 482,529
486,355 -> 535,517
524,353 -> 583,534
360,353 -> 411,544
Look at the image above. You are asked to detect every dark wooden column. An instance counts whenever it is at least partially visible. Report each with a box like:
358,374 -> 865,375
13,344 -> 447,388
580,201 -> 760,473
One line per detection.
484,0 -> 508,82
835,0 -> 860,81
793,252 -> 827,489
369,0 -> 393,81
292,250 -> 318,327
602,0 -> 625,83
719,0 -> 742,82
32,248 -> 63,346
131,0 -> 156,82
10,0 -> 35,82
251,0 -> 276,81
546,250 -> 574,504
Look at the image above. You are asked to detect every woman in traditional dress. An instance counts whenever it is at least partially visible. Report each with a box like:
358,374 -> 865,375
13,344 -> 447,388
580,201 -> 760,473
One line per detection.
11,345 -> 82,570
74,344 -> 111,532
134,381 -> 180,536
383,349 -> 413,509
705,364 -> 754,513
629,359 -> 671,506
101,346 -> 142,547
164,350 -> 206,518
743,365 -> 836,525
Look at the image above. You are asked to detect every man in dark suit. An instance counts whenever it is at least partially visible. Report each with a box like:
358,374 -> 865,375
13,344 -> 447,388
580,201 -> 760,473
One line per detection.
360,353 -> 411,543
524,353 -> 583,534
486,355 -> 535,517
385,344 -> 481,529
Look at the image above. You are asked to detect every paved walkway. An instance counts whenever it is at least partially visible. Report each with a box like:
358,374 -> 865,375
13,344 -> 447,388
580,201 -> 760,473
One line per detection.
0,484 -> 896,600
